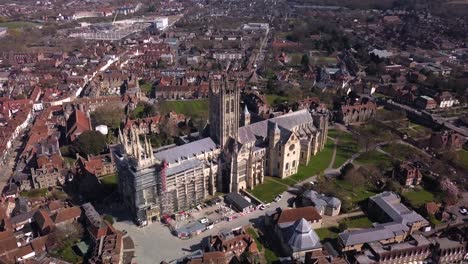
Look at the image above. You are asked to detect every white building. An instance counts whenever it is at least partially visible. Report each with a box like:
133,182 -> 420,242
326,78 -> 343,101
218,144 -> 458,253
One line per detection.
154,17 -> 169,30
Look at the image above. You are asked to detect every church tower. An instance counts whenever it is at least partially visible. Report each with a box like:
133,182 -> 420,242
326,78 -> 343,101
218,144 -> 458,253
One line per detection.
209,75 -> 240,149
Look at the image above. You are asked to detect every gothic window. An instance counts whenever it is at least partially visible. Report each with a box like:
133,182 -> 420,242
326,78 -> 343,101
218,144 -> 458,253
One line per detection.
231,99 -> 234,112
226,100 -> 230,113
285,162 -> 289,170
292,160 -> 296,167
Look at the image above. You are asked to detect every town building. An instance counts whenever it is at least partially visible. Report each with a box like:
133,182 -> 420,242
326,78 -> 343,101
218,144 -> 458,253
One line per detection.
336,97 -> 376,125
66,109 -> 91,142
393,161 -> 423,187
265,207 -> 323,260
338,192 -> 429,252
354,234 -> 432,264
207,227 -> 259,263
301,190 -> 341,216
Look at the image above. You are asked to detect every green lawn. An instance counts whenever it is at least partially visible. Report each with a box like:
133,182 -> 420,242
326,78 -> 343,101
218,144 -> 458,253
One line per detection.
21,188 -> 48,198
159,99 -> 209,119
0,21 -> 37,29
101,174 -> 118,185
332,131 -> 359,168
355,150 -> 393,169
402,189 -> 435,208
454,150 -> 468,170
315,227 -> 339,240
266,94 -> 289,105
251,138 -> 335,203
290,138 -> 335,182
341,216 -> 373,229
251,179 -> 287,203
140,83 -> 153,94
334,179 -> 377,204
382,143 -> 426,161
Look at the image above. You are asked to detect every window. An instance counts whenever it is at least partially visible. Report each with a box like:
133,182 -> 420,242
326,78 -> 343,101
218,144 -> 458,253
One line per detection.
285,163 -> 289,170
226,100 -> 230,113
292,161 -> 296,167
231,99 -> 234,112
277,162 -> 280,169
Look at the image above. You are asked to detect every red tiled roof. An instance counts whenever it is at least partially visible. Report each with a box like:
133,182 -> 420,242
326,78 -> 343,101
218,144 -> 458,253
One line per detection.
277,206 -> 322,224
51,207 -> 81,224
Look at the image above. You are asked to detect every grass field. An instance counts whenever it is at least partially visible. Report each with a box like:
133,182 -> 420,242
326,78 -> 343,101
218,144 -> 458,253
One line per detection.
342,216 -> 373,229
21,188 -> 48,198
101,174 -> 118,186
251,139 -> 334,202
291,138 -> 335,182
159,99 -> 209,119
355,150 -> 393,169
454,150 -> 468,169
315,227 -> 340,240
334,179 -> 377,204
140,83 -> 153,94
403,189 -> 435,208
0,21 -> 37,29
251,179 -> 288,203
266,94 -> 289,105
331,131 -> 359,169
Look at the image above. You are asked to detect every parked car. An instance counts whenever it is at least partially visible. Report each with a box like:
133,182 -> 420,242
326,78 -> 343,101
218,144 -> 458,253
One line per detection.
459,207 -> 467,215
199,217 -> 209,224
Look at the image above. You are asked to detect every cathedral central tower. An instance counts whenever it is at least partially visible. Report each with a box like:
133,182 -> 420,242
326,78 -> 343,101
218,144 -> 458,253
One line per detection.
209,75 -> 240,150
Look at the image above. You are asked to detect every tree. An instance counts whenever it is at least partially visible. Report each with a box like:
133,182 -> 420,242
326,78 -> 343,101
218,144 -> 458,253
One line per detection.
301,54 -> 310,71
91,105 -> 124,128
343,168 -> 366,191
103,215 -> 114,225
338,222 -> 348,232
73,131 -> 107,156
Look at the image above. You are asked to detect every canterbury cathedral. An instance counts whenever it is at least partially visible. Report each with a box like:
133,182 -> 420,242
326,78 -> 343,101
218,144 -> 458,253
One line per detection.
113,75 -> 329,226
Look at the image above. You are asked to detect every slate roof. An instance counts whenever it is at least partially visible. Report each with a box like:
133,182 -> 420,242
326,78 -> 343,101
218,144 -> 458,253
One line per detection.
166,159 -> 203,176
238,109 -> 316,144
225,192 -> 252,211
284,218 -> 322,252
338,192 -> 429,247
303,190 -> 341,210
154,137 -> 216,164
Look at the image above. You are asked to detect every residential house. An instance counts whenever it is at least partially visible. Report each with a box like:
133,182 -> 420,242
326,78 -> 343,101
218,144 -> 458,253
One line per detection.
393,161 -> 423,187
208,227 -> 259,263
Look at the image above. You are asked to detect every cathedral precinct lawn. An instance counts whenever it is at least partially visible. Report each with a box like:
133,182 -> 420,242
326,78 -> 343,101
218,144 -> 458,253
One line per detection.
251,179 -> 288,203
333,179 -> 377,205
354,150 -> 393,169
402,189 -> 435,208
159,99 -> 209,119
290,138 -> 335,182
251,138 -> 334,202
332,131 -> 359,169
